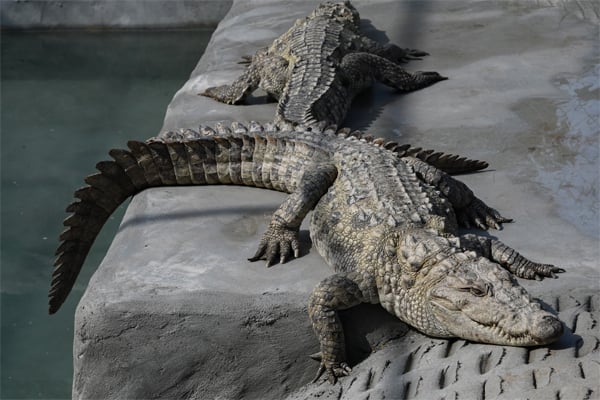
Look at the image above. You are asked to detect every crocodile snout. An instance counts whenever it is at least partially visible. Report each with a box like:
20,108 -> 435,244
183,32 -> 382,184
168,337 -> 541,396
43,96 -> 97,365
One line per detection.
532,314 -> 563,344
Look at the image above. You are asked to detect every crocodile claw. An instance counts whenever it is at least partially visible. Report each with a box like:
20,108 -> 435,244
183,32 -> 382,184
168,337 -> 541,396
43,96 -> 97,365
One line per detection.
415,70 -> 449,83
402,50 -> 430,61
548,268 -> 567,279
386,45 -> 430,63
523,263 -> 566,281
312,361 -> 352,384
248,224 -> 300,267
200,85 -> 243,105
458,197 -> 512,230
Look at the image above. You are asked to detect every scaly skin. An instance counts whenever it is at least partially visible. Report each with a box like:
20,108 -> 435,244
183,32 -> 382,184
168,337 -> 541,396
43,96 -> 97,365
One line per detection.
201,1 -> 446,126
49,123 -> 564,385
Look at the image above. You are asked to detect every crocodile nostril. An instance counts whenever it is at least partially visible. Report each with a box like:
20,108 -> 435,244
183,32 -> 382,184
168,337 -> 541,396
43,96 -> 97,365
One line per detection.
533,314 -> 563,343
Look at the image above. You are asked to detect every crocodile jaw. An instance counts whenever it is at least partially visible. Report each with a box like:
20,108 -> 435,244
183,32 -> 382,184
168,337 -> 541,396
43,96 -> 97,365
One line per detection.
426,259 -> 563,346
429,297 -> 563,346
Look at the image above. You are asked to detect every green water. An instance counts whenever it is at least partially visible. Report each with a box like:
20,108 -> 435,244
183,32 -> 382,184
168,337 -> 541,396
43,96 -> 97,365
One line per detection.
1,29 -> 212,399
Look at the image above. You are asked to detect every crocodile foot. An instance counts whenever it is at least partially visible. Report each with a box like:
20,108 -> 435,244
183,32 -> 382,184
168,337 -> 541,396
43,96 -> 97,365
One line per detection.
311,354 -> 352,384
200,85 -> 243,105
248,223 -> 300,267
491,240 -> 566,280
457,197 -> 513,230
386,44 -> 430,63
518,261 -> 565,280
414,70 -> 449,83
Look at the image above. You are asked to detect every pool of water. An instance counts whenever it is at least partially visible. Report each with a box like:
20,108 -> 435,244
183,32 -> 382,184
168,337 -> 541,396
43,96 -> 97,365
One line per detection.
1,29 -> 212,399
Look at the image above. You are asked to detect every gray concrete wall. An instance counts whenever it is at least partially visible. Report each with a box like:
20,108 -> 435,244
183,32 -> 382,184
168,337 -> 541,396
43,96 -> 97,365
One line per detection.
0,0 -> 233,29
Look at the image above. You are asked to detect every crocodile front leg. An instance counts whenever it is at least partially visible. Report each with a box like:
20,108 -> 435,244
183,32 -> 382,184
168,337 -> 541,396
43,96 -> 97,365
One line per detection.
201,65 -> 261,104
249,163 -> 337,266
340,52 -> 447,94
459,234 -> 565,280
308,271 -> 379,383
202,51 -> 289,104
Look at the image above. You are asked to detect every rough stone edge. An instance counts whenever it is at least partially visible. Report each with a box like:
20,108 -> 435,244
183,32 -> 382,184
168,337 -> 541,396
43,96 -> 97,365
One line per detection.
71,186 -> 335,398
73,289 -> 320,399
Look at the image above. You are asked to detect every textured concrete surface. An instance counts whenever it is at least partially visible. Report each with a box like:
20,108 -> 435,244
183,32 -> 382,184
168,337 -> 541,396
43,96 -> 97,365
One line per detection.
73,190 -> 321,399
287,288 -> 600,399
1,0 -> 232,29
74,0 -> 599,399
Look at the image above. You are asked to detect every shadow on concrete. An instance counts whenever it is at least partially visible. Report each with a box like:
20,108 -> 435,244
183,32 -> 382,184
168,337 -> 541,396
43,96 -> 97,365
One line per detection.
118,205 -> 316,259
339,303 -> 410,367
345,1 -> 435,130
119,204 -> 278,230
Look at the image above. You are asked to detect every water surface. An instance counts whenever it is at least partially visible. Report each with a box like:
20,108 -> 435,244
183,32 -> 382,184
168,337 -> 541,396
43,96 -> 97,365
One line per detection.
1,29 -> 212,399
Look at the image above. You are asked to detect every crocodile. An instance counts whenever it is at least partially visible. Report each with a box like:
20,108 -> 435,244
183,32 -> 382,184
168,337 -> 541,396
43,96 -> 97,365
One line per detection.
49,122 -> 564,383
201,1 -> 446,126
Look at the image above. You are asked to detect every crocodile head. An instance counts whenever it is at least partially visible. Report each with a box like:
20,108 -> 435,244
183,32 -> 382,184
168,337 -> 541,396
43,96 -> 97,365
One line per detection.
393,232 -> 563,346
425,255 -> 563,346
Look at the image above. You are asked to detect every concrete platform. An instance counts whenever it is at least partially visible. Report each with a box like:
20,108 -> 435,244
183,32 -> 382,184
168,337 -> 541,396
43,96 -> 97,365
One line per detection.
73,1 -> 599,399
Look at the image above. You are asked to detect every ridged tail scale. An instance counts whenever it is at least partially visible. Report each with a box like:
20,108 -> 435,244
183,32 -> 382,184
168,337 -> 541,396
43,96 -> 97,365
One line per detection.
333,128 -> 489,175
48,132 -> 304,314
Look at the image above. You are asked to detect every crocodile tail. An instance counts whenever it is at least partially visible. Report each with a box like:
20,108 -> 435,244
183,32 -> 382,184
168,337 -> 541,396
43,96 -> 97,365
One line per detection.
48,134 -> 272,314
48,144 -> 153,314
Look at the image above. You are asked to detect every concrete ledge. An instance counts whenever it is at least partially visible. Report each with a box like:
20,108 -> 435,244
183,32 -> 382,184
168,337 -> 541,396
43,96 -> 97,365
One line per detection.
73,0 -> 599,398
73,187 -> 328,397
1,0 -> 232,30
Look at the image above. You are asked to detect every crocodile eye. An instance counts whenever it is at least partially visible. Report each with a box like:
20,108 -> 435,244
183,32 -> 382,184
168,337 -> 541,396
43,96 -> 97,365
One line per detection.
458,286 -> 487,297
469,287 -> 486,297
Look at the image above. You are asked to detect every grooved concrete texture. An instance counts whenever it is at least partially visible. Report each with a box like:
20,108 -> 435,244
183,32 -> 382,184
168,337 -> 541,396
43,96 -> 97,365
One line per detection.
287,289 -> 600,399
73,0 -> 599,399
0,0 -> 232,29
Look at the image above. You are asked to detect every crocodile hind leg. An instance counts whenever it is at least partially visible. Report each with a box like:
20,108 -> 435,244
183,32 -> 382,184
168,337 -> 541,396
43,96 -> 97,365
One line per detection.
308,271 -> 379,383
459,234 -> 565,280
403,157 -> 512,230
340,52 -> 447,93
